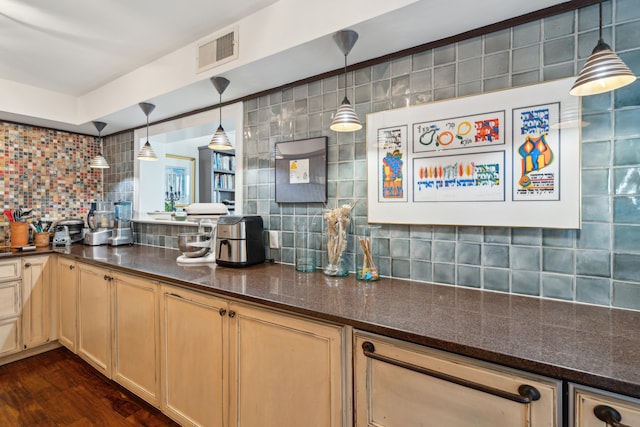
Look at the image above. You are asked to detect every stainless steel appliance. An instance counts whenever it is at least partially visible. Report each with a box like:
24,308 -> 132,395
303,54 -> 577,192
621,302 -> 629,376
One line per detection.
84,201 -> 114,245
109,201 -> 133,246
215,216 -> 264,267
57,218 -> 85,244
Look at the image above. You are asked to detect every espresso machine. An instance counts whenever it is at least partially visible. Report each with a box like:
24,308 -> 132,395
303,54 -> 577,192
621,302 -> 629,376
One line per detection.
109,201 -> 133,246
84,201 -> 114,245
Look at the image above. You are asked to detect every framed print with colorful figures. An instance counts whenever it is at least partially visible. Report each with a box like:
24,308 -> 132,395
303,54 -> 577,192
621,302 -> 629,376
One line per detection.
366,78 -> 581,228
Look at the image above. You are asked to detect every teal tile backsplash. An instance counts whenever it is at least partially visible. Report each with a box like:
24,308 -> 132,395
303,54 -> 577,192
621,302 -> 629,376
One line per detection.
86,0 -> 640,311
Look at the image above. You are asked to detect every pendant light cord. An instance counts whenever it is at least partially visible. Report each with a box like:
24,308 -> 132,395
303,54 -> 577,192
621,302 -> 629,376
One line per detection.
598,1 -> 603,41
344,54 -> 348,99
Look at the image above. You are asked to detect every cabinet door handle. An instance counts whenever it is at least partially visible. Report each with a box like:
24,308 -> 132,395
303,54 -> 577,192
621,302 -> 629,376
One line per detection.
103,275 -> 113,281
361,341 -> 541,404
594,405 -> 631,427
219,308 -> 227,316
69,264 -> 75,270
24,263 -> 31,268
228,310 -> 236,318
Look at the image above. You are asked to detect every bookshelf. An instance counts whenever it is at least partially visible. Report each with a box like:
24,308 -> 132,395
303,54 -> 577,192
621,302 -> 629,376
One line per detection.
198,146 -> 236,213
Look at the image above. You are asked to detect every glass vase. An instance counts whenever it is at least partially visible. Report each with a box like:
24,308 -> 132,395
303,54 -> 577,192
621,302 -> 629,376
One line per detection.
356,225 -> 380,281
323,230 -> 349,277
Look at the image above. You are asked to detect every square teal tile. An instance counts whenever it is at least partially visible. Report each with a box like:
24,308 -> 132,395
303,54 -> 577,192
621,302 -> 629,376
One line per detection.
576,277 -> 611,306
614,107 -> 640,139
577,222 -> 611,250
512,228 -> 542,246
512,271 -> 540,296
614,167 -> 640,195
541,273 -> 574,300
411,239 -> 431,260
483,244 -> 509,268
614,225 -> 640,253
511,246 -> 541,271
457,265 -> 481,288
513,21 -> 540,48
613,253 -> 640,282
484,227 -> 510,244
484,28 -> 511,53
613,196 -> 640,224
614,138 -> 640,166
390,239 -> 410,258
433,262 -> 455,284
582,168 -> 610,196
392,258 -> 411,279
483,268 -> 510,292
542,229 -> 575,248
612,281 -> 640,310
581,140 -> 611,168
457,242 -> 481,265
544,11 -> 575,39
582,196 -> 612,222
458,37 -> 482,60
581,112 -> 612,142
543,248 -> 574,274
433,241 -> 456,262
575,250 -> 611,278
411,260 -> 432,282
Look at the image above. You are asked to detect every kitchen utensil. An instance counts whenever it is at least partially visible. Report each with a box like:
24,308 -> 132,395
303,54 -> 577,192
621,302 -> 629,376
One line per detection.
178,233 -> 212,258
108,201 -> 133,246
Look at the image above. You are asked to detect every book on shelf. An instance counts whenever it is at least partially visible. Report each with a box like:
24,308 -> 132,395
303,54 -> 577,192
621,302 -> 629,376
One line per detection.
213,152 -> 235,172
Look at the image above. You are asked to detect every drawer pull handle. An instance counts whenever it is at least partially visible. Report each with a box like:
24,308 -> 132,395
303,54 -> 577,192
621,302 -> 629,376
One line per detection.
361,341 -> 541,404
219,308 -> 227,316
594,405 -> 631,427
24,263 -> 31,268
228,310 -> 236,318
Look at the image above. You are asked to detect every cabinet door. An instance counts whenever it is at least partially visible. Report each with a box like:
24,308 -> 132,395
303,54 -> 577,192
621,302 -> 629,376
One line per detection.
22,256 -> 50,349
112,272 -> 159,406
572,384 -> 640,426
0,317 -> 20,356
160,285 -> 228,427
77,263 -> 112,378
229,302 -> 346,427
0,280 -> 20,320
57,257 -> 78,352
354,332 -> 560,427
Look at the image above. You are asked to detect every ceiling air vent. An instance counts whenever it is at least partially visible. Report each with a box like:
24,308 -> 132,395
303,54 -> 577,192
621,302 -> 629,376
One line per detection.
197,28 -> 238,73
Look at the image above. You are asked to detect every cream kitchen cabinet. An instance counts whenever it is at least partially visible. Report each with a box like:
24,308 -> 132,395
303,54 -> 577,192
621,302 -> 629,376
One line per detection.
160,284 -> 228,427
76,262 -> 160,406
353,331 -> 561,427
111,270 -> 160,406
159,284 -> 348,427
0,258 -> 21,357
571,383 -> 640,426
77,262 -> 112,377
21,255 -> 51,350
57,256 -> 78,352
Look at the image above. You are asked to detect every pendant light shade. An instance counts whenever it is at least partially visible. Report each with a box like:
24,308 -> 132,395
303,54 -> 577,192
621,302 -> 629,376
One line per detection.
209,76 -> 233,150
330,29 -> 362,132
570,2 -> 636,96
90,121 -> 110,169
137,102 -> 158,161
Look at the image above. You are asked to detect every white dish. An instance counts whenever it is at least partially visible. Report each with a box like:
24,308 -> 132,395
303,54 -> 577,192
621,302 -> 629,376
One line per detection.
147,211 -> 172,220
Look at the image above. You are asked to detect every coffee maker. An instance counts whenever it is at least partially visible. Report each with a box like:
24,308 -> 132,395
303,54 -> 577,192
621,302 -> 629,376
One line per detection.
84,201 -> 114,245
108,201 -> 133,246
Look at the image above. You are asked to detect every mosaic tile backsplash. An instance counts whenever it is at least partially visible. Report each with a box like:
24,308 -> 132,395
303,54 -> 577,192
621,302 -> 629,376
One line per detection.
0,122 -> 101,241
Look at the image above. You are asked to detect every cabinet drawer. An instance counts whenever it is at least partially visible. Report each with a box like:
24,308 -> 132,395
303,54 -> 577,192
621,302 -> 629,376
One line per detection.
0,281 -> 20,319
571,384 -> 640,426
354,332 -> 561,427
0,259 -> 20,281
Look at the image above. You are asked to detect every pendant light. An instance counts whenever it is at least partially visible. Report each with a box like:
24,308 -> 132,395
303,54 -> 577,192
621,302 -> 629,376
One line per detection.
89,121 -> 110,169
330,29 -> 362,132
208,76 -> 233,150
137,102 -> 158,161
570,1 -> 636,96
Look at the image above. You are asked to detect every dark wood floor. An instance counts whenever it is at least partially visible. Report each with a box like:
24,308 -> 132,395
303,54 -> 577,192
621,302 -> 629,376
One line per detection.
0,347 -> 179,426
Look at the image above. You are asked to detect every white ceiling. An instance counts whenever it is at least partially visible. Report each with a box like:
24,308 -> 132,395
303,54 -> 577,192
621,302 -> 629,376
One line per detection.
0,0 -> 571,136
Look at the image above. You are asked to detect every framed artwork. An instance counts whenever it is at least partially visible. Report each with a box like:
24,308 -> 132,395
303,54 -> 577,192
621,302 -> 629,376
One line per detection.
366,77 -> 581,228
275,137 -> 328,203
165,154 -> 195,207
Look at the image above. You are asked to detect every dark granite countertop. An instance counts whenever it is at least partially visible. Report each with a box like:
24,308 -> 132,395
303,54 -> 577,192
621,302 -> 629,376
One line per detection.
38,244 -> 640,399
